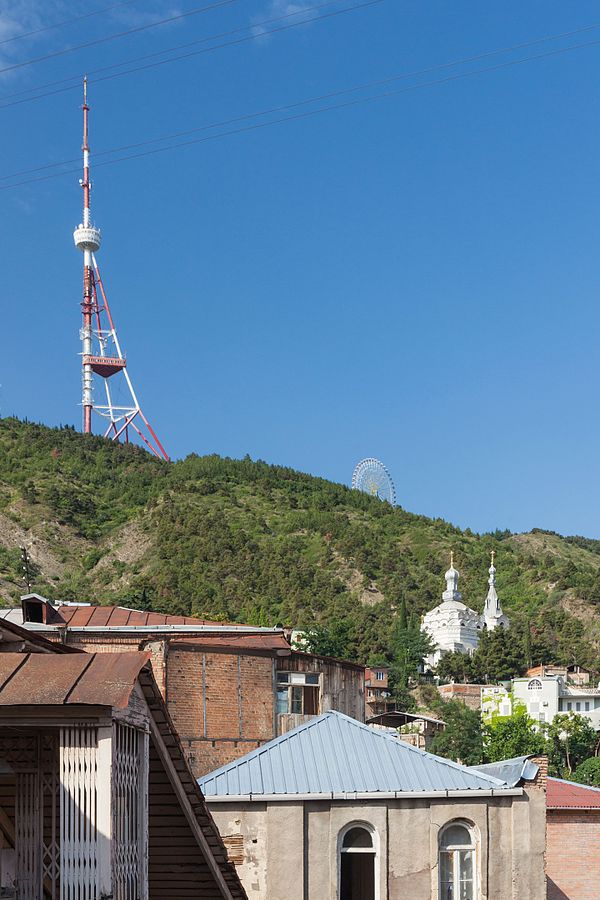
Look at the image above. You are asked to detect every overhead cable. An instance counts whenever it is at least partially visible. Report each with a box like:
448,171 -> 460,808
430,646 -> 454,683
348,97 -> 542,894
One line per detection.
2,30 -> 600,190
0,0 -> 238,76
0,0 -> 143,46
0,0 -> 379,105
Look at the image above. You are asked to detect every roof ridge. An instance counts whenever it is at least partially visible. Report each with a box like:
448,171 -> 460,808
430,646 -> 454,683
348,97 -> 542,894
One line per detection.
548,776 -> 600,793
199,710 -> 508,793
318,711 -> 508,787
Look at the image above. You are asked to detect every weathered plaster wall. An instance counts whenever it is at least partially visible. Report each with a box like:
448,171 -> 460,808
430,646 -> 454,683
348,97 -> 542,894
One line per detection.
209,790 -> 546,900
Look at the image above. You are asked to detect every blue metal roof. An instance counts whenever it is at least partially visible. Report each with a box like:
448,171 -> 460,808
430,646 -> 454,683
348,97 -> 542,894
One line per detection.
199,711 -> 512,799
469,756 -> 539,787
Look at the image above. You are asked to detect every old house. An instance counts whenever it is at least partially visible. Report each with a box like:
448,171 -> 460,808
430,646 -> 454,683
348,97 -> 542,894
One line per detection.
3,595 -> 364,777
364,666 -> 394,719
0,616 -> 246,899
199,710 -> 546,900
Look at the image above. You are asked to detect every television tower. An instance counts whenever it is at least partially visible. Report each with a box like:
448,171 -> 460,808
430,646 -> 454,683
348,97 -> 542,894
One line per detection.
73,78 -> 169,460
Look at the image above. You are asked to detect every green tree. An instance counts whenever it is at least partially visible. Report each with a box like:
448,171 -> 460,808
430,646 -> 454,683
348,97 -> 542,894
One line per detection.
484,706 -> 546,761
429,701 -> 484,766
546,713 -> 598,777
436,651 -> 476,684
298,620 -> 353,659
572,756 -> 600,787
474,628 -> 524,682
388,612 -> 432,700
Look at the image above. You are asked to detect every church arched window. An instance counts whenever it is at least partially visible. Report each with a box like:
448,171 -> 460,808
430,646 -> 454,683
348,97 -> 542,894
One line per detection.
528,679 -> 543,690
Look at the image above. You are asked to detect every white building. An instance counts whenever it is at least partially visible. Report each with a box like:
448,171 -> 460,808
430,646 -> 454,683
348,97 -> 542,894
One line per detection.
513,675 -> 600,730
482,552 -> 510,631
482,673 -> 600,731
421,554 -> 508,669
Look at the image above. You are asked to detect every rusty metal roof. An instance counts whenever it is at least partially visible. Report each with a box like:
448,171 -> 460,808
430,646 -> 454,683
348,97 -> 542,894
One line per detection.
0,651 -> 149,709
55,605 -> 224,627
0,617 -> 78,653
171,632 -> 291,654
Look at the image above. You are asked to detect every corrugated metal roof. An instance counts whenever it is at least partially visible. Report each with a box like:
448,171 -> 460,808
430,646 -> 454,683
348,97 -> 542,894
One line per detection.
0,651 -> 149,709
547,777 -> 600,809
55,605 -> 225,627
199,711 -> 512,799
171,633 -> 291,653
469,756 -> 539,787
0,617 -> 78,653
0,604 -> 286,637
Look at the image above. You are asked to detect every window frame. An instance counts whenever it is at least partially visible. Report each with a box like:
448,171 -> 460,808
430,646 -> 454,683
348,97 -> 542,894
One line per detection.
276,671 -> 320,716
438,819 -> 479,900
337,821 -> 379,900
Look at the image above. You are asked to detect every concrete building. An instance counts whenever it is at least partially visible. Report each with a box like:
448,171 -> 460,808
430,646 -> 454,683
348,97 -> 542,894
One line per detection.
199,710 -> 546,900
546,776 -> 600,900
421,554 -> 509,670
1,594 -> 365,777
482,673 -> 600,730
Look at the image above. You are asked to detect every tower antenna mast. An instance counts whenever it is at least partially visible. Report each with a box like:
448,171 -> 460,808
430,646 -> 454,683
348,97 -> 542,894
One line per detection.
73,78 -> 169,460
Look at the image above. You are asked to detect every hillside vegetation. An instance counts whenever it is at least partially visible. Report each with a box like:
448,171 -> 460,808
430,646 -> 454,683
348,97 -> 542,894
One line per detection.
1,418 -> 600,669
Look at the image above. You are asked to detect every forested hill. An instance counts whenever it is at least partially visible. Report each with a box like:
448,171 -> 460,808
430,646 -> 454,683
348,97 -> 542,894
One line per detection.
1,417 -> 600,669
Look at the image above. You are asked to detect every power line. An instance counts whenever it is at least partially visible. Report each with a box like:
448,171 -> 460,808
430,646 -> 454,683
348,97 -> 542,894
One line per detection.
0,0 -> 238,77
0,0 -> 375,106
2,29 -> 600,192
0,0 -> 143,47
2,19 -> 600,182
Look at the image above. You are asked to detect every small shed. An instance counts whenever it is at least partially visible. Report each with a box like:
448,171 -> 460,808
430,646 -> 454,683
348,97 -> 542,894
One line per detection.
366,710 -> 446,750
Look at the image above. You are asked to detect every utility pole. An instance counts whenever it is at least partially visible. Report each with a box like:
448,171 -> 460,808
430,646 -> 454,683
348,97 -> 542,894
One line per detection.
20,546 -> 32,593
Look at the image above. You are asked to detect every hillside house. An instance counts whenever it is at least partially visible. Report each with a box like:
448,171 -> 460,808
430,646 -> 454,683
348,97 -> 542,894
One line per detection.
3,595 -> 364,777
199,711 -> 546,900
0,616 -> 245,899
364,666 -> 395,718
482,674 -> 600,730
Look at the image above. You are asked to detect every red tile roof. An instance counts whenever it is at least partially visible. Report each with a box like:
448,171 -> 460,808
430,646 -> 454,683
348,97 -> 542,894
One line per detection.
0,651 -> 150,708
547,777 -> 600,809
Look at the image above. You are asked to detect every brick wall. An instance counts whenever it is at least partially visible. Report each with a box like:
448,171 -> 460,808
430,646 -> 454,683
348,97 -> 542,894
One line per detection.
58,631 -> 364,779
167,647 -> 276,777
547,810 -> 600,899
437,683 -> 483,710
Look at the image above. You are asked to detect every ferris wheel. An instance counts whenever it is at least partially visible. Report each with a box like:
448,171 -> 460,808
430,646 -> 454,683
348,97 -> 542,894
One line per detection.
352,458 -> 396,506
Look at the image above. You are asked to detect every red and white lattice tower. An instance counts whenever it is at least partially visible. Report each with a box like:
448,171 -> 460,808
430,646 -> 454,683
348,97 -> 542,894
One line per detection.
73,79 -> 169,460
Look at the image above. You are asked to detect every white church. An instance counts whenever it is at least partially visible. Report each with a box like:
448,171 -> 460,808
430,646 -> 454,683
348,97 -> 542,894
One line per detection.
421,552 -> 509,669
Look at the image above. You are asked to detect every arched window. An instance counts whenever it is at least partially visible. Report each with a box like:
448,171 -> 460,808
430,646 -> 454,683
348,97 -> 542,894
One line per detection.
439,821 -> 476,900
528,679 -> 543,691
339,824 -> 377,900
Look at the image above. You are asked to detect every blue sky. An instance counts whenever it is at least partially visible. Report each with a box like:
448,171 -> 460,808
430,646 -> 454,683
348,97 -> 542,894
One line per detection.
1,0 -> 600,537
